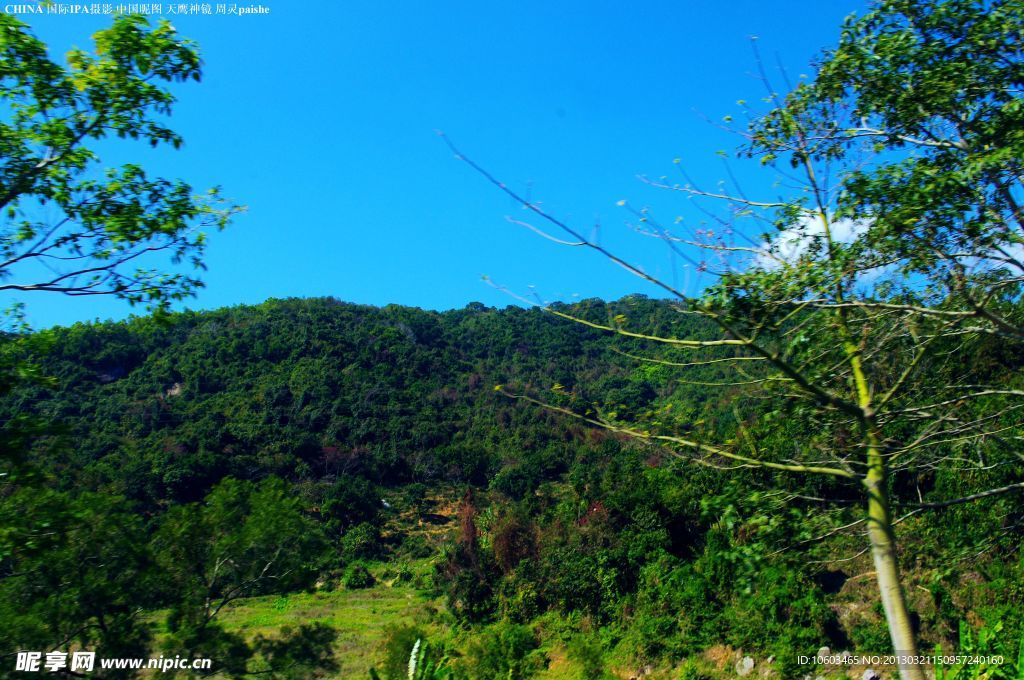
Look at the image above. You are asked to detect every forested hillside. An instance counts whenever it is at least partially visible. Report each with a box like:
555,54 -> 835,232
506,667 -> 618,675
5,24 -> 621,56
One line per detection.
3,295 -> 700,503
2,296 -> 1021,678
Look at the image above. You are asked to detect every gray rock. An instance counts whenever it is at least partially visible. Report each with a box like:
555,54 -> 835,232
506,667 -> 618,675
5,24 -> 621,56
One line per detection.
817,646 -> 831,658
735,656 -> 755,677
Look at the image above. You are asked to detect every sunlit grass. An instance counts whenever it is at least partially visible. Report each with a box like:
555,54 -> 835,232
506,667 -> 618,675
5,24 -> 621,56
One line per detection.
215,564 -> 442,677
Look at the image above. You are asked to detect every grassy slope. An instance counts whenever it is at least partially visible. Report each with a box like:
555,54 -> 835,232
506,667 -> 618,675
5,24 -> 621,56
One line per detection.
216,493 -> 456,678
217,581 -> 441,678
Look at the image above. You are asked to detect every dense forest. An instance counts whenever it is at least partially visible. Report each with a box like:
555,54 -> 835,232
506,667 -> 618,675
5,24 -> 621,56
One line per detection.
2,296 -> 1021,678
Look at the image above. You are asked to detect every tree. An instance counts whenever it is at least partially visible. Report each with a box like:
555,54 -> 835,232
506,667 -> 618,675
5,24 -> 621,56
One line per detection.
154,477 -> 329,676
450,1 -> 1024,677
0,15 -> 281,677
0,7 -> 239,520
0,13 -> 240,317
0,490 -> 159,678
0,8 -> 237,546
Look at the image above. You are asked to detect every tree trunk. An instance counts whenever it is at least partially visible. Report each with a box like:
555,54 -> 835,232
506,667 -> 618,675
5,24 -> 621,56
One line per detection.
864,445 -> 926,680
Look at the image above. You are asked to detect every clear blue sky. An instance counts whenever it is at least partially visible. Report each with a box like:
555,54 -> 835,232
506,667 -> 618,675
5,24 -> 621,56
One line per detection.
12,0 -> 866,329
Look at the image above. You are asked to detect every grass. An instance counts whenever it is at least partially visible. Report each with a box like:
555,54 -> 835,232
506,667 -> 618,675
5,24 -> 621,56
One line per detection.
212,492 -> 460,677
215,564 -> 443,678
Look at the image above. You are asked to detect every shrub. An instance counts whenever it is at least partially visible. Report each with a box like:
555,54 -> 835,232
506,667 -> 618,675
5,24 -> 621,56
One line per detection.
490,463 -> 542,500
567,632 -> 613,679
321,475 -> 380,536
497,561 -> 543,623
341,521 -> 381,562
850,620 -> 894,654
463,622 -> 544,679
490,510 -> 538,574
720,566 -> 838,673
342,562 -> 375,589
934,620 -> 1023,680
400,532 -> 435,559
438,491 -> 496,622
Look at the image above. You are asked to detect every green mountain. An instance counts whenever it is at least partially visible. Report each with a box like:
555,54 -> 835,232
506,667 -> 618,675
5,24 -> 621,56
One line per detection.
2,297 -> 1021,678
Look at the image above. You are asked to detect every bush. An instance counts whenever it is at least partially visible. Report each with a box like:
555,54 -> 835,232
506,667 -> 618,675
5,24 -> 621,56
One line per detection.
537,545 -> 607,618
321,475 -> 380,536
342,562 -> 375,589
463,622 -> 544,680
404,482 -> 429,513
567,632 -> 613,679
491,510 -> 538,574
497,562 -> 543,623
438,492 -> 497,623
400,532 -> 435,559
383,561 -> 413,585
677,659 -> 713,680
720,566 -> 838,673
850,620 -> 893,654
441,564 -> 494,623
341,521 -> 381,562
490,463 -> 542,500
626,558 -> 718,659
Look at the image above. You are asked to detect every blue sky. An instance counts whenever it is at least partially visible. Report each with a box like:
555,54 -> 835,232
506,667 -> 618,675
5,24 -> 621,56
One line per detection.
11,0 -> 866,329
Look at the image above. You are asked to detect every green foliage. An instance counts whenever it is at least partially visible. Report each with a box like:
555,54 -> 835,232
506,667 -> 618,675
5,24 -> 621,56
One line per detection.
376,624 -> 425,680
372,626 -> 456,680
793,0 -> 1024,286
0,491 -> 157,676
850,618 -> 894,655
439,491 -> 497,623
343,562 -> 377,590
0,14 -> 240,313
1,287 -> 1022,672
3,5 -> 1024,678
0,474 -> 335,678
452,1 -> 1024,674
567,632 -> 614,679
156,476 -> 326,610
343,522 -> 384,563
2,298 -> 677,506
154,477 -> 328,672
323,475 -> 382,537
935,621 -> 1024,680
490,462 -> 543,500
677,659 -> 712,680
721,566 -> 837,674
406,638 -> 455,680
462,622 -> 544,680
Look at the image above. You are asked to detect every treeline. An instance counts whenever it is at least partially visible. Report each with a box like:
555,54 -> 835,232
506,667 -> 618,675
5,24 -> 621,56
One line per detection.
3,295 -> 706,506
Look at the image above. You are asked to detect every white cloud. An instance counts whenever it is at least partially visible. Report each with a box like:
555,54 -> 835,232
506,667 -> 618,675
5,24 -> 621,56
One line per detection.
754,213 -> 870,271
751,213 -> 1024,292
